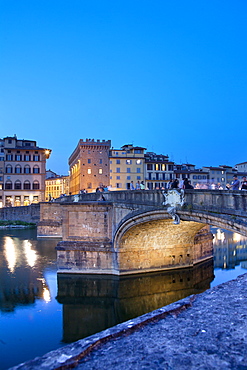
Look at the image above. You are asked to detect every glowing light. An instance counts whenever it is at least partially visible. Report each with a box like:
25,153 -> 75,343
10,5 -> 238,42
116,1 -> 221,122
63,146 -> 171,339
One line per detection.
43,287 -> 51,302
233,233 -> 241,243
24,240 -> 37,268
216,229 -> 225,242
4,237 -> 17,273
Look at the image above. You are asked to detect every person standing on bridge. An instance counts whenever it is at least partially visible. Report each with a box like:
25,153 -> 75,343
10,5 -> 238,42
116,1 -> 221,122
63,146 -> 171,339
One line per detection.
241,177 -> 247,190
231,175 -> 240,190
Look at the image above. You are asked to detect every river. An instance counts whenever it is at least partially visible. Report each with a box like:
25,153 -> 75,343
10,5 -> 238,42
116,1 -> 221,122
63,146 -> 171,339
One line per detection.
0,227 -> 247,369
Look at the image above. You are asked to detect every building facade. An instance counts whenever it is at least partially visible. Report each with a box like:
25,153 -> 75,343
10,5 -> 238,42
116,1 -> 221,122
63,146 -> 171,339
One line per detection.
144,152 -> 174,190
69,139 -> 111,194
1,136 -> 51,207
45,175 -> 69,201
109,144 -> 146,190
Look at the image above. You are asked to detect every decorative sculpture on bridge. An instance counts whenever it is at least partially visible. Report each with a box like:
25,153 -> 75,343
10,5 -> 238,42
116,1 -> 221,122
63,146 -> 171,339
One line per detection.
162,189 -> 185,224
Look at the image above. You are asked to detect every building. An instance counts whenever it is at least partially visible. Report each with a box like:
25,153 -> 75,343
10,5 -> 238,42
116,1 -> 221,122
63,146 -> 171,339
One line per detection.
109,144 -> 146,190
0,139 -> 4,208
202,166 -> 227,189
69,139 -> 111,194
45,175 -> 69,201
1,136 -> 51,207
174,164 -> 209,188
235,161 -> 247,172
144,152 -> 174,189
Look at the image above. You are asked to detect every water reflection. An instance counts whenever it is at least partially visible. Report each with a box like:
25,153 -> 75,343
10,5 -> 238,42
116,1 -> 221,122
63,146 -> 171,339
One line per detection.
212,227 -> 247,270
56,259 -> 214,343
0,229 -> 58,312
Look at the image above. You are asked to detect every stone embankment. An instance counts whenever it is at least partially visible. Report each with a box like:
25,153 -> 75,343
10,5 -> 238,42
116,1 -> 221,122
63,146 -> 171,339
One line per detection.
10,273 -> 247,370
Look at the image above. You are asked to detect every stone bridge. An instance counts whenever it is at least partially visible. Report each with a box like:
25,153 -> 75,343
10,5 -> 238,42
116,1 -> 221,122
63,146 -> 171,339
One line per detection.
37,189 -> 247,275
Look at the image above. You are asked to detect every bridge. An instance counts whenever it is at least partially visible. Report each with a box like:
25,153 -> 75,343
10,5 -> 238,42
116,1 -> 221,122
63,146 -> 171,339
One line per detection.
37,189 -> 247,275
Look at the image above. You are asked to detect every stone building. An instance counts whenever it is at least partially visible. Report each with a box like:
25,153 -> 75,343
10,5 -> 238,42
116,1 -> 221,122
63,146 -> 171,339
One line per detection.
1,136 -> 51,207
109,144 -> 146,190
144,152 -> 174,189
69,139 -> 111,194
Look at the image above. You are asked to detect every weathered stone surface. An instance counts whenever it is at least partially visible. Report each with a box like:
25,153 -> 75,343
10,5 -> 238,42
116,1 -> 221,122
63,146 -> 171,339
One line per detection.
10,273 -> 247,370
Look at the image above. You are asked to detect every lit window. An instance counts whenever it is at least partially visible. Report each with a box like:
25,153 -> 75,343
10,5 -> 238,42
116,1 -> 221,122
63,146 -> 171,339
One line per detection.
99,168 -> 103,174
162,164 -> 166,171
126,160 -> 132,165
136,160 -> 141,164
88,169 -> 91,174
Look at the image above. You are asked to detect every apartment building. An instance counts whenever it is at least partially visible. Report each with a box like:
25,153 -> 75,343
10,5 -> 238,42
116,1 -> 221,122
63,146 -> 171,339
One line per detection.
109,144 -> 146,190
45,175 -> 69,201
144,152 -> 174,189
69,139 -> 111,194
174,164 -> 209,188
1,136 -> 51,207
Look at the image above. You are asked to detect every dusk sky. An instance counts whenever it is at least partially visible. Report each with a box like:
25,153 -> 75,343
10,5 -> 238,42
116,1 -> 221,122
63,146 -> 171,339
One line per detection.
1,1 -> 246,175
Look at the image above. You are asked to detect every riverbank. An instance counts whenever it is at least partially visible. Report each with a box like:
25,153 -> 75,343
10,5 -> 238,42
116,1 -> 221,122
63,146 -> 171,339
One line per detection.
10,272 -> 247,370
0,221 -> 36,229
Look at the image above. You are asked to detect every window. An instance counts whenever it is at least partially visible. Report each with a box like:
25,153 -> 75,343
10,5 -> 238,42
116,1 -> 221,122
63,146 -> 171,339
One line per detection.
99,159 -> 103,164
8,139 -> 12,144
127,176 -> 131,180
161,164 -> 166,171
15,155 -> 22,161
116,183 -> 122,188
87,182 -> 92,189
33,181 -> 40,190
116,159 -> 120,164
88,159 -> 91,163
6,165 -> 12,173
147,164 -> 153,171
5,181 -> 12,189
136,160 -> 141,164
24,155 -> 31,161
24,165 -> 31,174
137,176 -> 141,180
15,165 -> 22,174
99,168 -> 103,174
155,164 -> 160,171
6,154 -> 13,160
0,157 -> 4,161
127,168 -> 131,173
88,169 -> 91,174
126,159 -> 132,165
15,180 -> 21,190
137,168 -> 141,173
24,181 -> 31,190
33,166 -> 40,173
33,155 -> 40,161
33,196 -> 39,203
116,168 -> 120,173
134,149 -> 141,154
116,176 -> 120,180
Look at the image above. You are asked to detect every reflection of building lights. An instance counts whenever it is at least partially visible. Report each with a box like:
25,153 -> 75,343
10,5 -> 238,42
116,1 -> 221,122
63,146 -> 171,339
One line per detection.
216,229 -> 225,242
233,233 -> 241,243
43,287 -> 51,302
23,240 -> 37,268
4,237 -> 16,273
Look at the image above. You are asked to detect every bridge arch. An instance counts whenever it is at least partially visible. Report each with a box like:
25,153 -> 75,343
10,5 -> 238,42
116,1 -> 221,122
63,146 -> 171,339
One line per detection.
113,210 -> 213,274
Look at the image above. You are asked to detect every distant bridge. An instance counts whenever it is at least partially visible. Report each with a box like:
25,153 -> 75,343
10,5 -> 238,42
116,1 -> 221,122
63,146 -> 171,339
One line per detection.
36,189 -> 247,275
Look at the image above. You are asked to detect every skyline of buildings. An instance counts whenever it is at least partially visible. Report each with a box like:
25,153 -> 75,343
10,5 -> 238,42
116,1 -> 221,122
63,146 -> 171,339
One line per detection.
1,135 -> 247,206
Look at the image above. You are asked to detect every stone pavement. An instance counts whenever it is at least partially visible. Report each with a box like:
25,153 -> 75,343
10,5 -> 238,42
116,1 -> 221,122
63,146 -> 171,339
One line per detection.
10,273 -> 247,370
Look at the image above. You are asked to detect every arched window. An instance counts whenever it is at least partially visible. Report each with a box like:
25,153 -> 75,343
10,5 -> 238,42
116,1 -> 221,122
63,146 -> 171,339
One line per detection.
5,180 -> 12,189
15,165 -> 22,174
14,180 -> 22,190
6,165 -> 12,173
24,180 -> 31,190
33,180 -> 39,190
24,165 -> 31,174
33,165 -> 40,174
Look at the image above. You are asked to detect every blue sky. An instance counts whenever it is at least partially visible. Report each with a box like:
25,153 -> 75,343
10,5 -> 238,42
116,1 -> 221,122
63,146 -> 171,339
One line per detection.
1,0 -> 246,174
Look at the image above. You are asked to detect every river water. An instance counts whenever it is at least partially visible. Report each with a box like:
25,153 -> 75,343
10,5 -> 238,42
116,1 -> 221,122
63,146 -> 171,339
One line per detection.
0,227 -> 247,369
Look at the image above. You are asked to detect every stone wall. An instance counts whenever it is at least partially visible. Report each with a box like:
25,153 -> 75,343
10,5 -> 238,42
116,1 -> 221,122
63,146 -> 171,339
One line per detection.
0,204 -> 40,224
